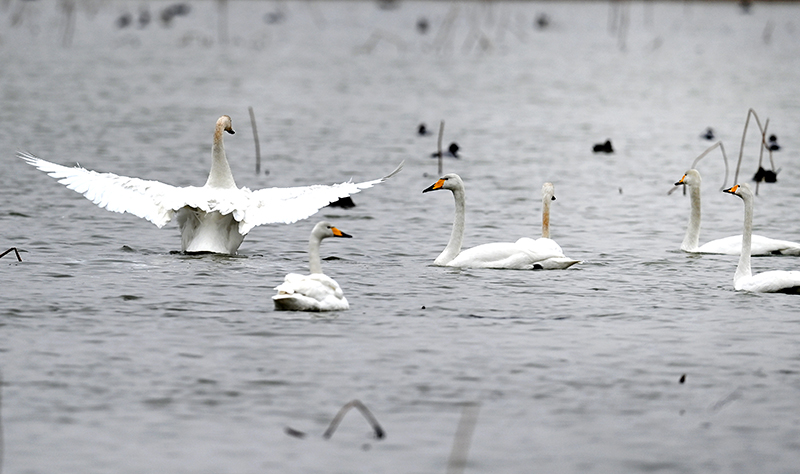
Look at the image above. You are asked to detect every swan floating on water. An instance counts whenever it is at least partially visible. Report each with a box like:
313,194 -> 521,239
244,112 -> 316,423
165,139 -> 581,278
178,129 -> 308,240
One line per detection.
724,183 -> 800,293
273,221 -> 351,311
675,169 -> 800,255
422,174 -> 578,270
19,115 -> 402,255
515,182 -> 581,270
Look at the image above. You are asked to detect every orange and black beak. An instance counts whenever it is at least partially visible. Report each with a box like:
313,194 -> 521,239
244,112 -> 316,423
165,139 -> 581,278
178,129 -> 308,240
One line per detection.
675,174 -> 687,186
331,227 -> 352,238
423,178 -> 446,193
723,184 -> 739,195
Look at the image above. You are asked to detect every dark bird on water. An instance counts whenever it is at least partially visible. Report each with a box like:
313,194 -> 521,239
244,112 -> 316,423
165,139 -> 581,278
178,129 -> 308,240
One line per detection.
701,127 -> 715,140
432,142 -> 460,159
752,167 -> 778,183
767,134 -> 780,151
592,140 -> 614,153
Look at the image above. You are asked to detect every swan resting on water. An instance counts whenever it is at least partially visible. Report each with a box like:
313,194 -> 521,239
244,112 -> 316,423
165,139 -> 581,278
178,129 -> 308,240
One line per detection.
515,182 -> 581,270
675,169 -> 800,255
19,115 -> 402,255
273,221 -> 351,311
723,183 -> 800,293
422,174 -> 579,270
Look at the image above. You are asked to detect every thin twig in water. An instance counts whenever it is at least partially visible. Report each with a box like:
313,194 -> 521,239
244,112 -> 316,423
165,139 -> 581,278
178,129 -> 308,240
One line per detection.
0,370 -> 4,474
0,248 -> 22,262
323,399 -> 385,440
446,403 -> 481,474
734,108 -> 765,185
690,141 -> 730,191
668,142 -> 729,196
437,120 -> 445,176
248,106 -> 261,175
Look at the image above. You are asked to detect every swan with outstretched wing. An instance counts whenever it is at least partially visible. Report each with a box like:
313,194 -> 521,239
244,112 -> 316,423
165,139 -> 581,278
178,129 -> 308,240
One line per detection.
19,115 -> 402,254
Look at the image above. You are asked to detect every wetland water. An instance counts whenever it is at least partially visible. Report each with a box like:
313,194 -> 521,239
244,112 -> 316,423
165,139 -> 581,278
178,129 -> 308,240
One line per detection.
2,1 -> 800,472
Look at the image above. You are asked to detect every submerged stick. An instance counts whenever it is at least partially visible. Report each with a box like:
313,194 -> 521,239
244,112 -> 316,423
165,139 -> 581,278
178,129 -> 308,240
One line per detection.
0,248 -> 22,262
248,106 -> 261,175
322,399 -> 385,440
446,403 -> 481,474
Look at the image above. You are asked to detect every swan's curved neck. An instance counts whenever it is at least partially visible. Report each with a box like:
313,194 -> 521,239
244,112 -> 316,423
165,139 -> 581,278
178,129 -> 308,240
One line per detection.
436,188 -> 465,265
205,124 -> 237,189
308,234 -> 324,274
735,193 -> 754,283
681,184 -> 702,251
542,197 -> 551,239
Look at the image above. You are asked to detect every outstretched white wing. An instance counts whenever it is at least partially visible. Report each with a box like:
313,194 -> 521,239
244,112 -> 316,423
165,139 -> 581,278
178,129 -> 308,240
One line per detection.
21,151 -> 403,236
237,161 -> 403,234
19,151 -> 186,228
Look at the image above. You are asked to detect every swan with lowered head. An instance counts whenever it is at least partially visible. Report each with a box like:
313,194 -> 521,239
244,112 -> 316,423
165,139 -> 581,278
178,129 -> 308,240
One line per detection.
675,169 -> 800,255
422,174 -> 578,270
723,183 -> 800,293
515,182 -> 581,270
19,115 -> 402,255
273,221 -> 351,311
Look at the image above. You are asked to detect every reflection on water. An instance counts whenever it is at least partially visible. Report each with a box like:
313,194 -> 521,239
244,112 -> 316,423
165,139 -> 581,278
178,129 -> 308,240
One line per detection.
2,1 -> 800,473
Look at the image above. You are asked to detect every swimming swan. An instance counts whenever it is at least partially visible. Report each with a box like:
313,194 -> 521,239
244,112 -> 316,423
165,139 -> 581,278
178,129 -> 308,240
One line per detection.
422,174 -> 578,270
273,221 -> 351,311
515,182 -> 581,270
675,169 -> 800,255
19,115 -> 402,254
724,183 -> 800,293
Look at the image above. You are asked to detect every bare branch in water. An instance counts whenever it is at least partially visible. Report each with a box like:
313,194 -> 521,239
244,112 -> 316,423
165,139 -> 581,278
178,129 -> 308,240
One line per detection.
437,120 -> 445,176
248,106 -> 261,176
689,141 -> 730,191
446,402 -> 481,474
734,108 -> 766,185
0,248 -> 22,262
323,400 -> 385,440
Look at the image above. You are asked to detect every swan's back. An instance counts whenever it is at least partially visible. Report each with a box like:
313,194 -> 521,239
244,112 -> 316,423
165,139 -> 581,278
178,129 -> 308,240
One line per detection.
273,273 -> 349,311
735,270 -> 800,293
697,235 -> 800,256
448,242 -> 539,269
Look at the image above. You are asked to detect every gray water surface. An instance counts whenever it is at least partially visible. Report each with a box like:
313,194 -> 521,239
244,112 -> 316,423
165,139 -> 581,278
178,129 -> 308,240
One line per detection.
2,1 -> 800,473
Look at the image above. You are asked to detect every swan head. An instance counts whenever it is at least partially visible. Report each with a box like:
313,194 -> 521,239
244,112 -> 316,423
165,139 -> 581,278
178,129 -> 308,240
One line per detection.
675,169 -> 701,187
542,182 -> 555,201
312,221 -> 352,240
216,115 -> 235,135
422,173 -> 463,193
723,183 -> 753,201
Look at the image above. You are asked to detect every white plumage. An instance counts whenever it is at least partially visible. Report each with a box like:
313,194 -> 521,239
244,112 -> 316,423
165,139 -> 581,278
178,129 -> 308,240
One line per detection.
724,183 -> 800,294
273,221 -> 351,311
19,115 -> 402,254
675,169 -> 800,255
422,174 -> 578,270
515,182 -> 580,270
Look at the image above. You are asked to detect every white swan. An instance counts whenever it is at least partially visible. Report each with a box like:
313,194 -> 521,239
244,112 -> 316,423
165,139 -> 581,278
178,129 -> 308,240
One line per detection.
515,182 -> 581,270
18,115 -> 402,254
724,183 -> 800,293
675,169 -> 800,255
422,174 -> 578,270
273,221 -> 351,311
